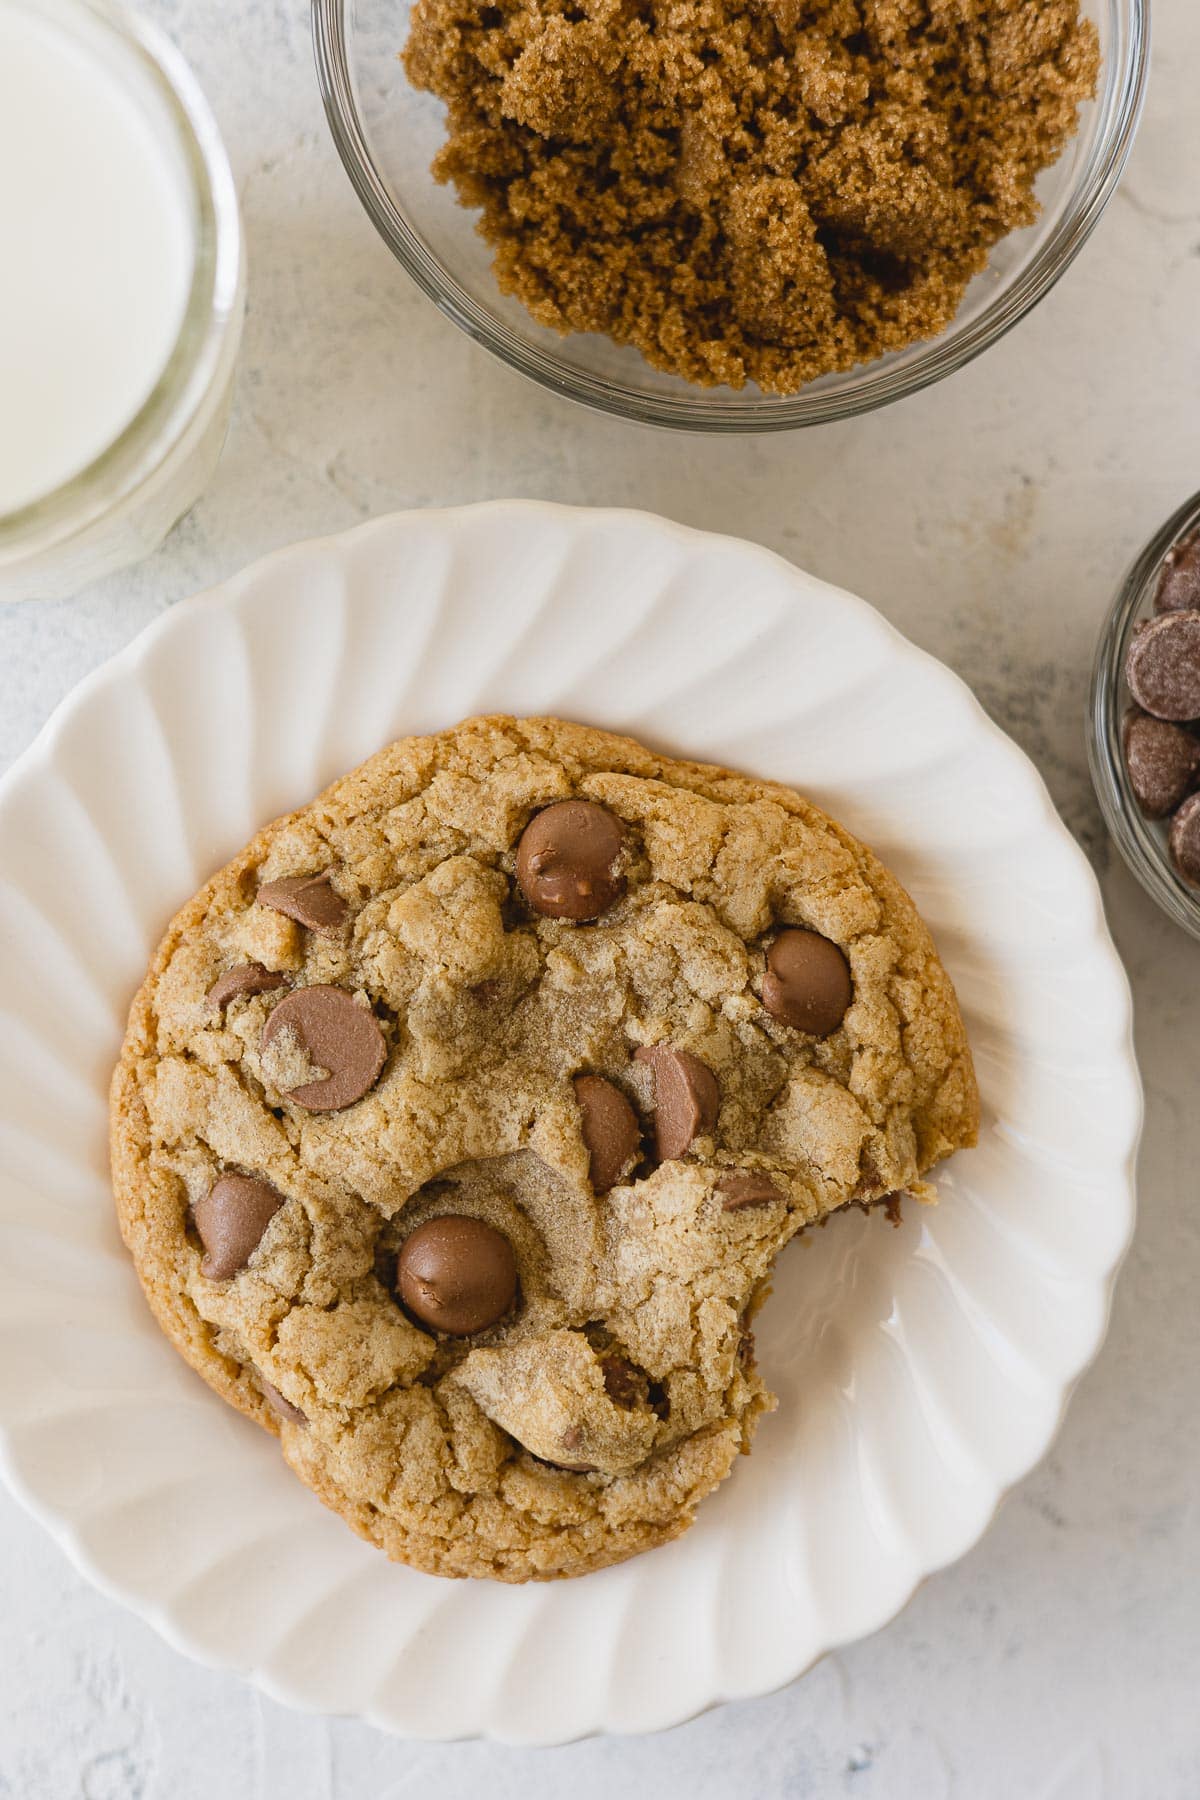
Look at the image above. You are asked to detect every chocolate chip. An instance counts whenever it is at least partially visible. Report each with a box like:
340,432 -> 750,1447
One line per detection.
542,1426 -> 599,1472
761,927 -> 853,1035
1123,711 -> 1200,818
647,1379 -> 670,1419
515,800 -> 625,920
261,985 -> 386,1111
256,872 -> 348,936
205,962 -> 288,1011
193,1173 -> 285,1279
600,1354 -> 642,1408
260,1378 -> 307,1427
397,1215 -> 518,1335
634,1043 -> 719,1162
716,1171 -> 785,1210
1169,791 -> 1200,886
853,1150 -> 885,1201
1125,610 -> 1200,721
1155,531 -> 1200,614
573,1074 -> 641,1192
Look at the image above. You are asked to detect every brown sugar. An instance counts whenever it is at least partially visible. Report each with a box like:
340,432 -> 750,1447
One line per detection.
403,0 -> 1099,395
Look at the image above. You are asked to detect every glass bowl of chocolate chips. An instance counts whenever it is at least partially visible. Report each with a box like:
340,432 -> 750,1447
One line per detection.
1091,490 -> 1200,939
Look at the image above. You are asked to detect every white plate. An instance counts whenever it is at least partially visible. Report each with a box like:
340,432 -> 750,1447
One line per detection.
0,503 -> 1140,1743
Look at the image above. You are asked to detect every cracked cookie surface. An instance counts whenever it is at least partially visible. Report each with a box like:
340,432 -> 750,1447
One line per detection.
111,715 -> 978,1581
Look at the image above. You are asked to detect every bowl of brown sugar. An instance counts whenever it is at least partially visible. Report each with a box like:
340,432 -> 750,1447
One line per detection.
313,0 -> 1147,430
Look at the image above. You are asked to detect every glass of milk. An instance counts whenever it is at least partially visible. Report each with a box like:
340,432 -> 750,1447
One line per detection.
0,0 -> 244,601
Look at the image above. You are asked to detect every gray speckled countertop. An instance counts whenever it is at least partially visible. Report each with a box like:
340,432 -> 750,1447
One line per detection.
1,3 -> 1198,1795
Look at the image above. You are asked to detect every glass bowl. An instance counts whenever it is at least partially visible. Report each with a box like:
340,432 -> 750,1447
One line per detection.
0,0 -> 244,601
312,0 -> 1148,432
1090,490 -> 1200,942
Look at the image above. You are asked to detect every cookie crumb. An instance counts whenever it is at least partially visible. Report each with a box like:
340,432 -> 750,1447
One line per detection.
260,1024 -> 329,1093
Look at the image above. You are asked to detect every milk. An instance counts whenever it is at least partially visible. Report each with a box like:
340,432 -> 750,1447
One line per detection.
0,3 -> 196,517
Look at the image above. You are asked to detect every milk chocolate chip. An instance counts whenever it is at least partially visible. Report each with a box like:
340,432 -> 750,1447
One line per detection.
635,1043 -> 719,1162
261,985 -> 386,1111
256,871 -> 348,935
1123,711 -> 1200,818
1155,531 -> 1200,615
205,962 -> 287,1011
543,1424 -> 599,1473
600,1354 -> 643,1408
1125,611 -> 1200,721
716,1171 -> 786,1211
260,1378 -> 307,1427
193,1174 -> 285,1279
515,800 -> 625,920
1169,792 -> 1200,886
397,1215 -> 518,1335
761,928 -> 853,1035
573,1074 -> 641,1192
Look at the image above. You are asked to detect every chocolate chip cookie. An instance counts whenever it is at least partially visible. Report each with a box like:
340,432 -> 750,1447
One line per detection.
111,716 -> 978,1581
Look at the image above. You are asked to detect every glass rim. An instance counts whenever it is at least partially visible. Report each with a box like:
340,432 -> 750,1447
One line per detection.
1089,486 -> 1200,943
0,0 -> 244,558
312,0 -> 1150,434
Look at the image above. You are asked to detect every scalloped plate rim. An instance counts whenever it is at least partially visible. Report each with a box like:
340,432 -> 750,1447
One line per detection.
0,500 -> 1141,1744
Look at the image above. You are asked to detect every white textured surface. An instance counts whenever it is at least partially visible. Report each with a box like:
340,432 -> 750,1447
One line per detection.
0,503 -> 1138,1745
0,0 -> 1196,1791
